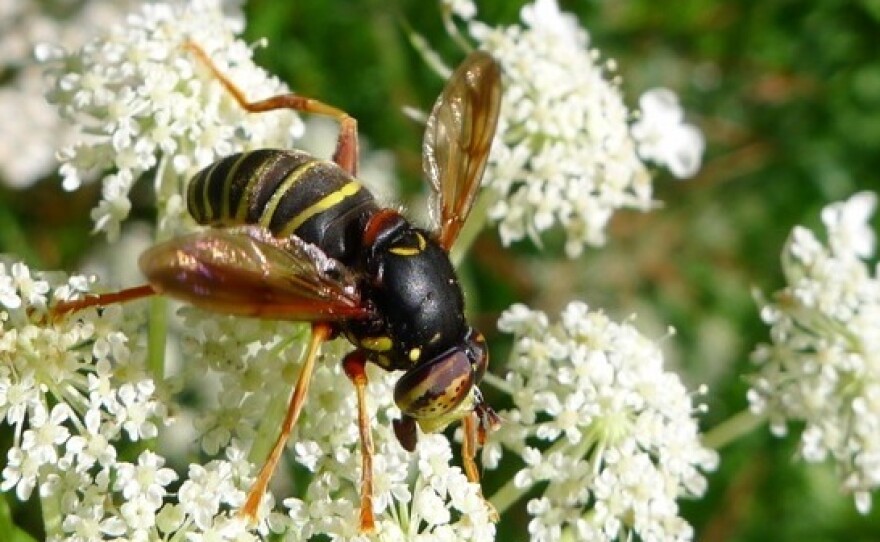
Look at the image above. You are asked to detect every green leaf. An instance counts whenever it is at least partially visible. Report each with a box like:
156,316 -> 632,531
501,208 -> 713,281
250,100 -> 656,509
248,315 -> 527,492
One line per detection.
0,495 -> 38,542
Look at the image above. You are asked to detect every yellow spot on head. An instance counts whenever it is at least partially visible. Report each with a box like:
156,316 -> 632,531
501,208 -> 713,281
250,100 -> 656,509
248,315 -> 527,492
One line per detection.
409,347 -> 421,362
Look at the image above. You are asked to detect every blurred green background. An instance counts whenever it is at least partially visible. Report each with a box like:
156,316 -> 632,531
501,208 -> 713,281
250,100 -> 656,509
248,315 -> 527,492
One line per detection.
2,0 -> 880,540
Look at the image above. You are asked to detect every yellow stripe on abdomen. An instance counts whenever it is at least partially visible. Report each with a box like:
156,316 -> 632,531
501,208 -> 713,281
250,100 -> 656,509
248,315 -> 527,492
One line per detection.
277,180 -> 363,238
258,161 -> 321,229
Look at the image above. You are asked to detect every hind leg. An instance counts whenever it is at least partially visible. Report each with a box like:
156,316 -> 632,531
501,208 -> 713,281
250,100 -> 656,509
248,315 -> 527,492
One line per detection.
185,41 -> 359,176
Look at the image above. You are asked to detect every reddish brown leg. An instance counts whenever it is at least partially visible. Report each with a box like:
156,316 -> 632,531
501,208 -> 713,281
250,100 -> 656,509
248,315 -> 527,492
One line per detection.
463,412 -> 499,522
462,412 -> 481,485
184,41 -> 360,176
342,350 -> 376,533
240,323 -> 333,521
51,284 -> 157,320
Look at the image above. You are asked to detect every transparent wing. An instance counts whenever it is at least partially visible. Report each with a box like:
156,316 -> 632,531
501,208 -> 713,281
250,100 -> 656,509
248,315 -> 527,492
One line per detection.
423,50 -> 502,250
139,226 -> 371,321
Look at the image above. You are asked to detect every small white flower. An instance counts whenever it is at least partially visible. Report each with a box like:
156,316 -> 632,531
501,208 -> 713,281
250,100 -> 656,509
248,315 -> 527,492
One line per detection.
114,450 -> 178,509
414,488 -> 451,525
0,263 -> 22,308
365,444 -> 412,514
20,403 -> 71,464
10,262 -> 50,309
119,496 -> 160,531
178,460 -> 241,530
1,447 -> 41,500
65,409 -> 117,470
114,380 -> 162,441
0,371 -> 41,429
631,88 -> 705,179
820,190 -> 877,259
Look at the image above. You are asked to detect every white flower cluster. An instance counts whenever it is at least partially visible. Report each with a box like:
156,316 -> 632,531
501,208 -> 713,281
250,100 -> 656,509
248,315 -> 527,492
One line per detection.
0,269 -> 496,540
0,0 -> 134,187
450,0 -> 703,257
178,310 -> 497,540
749,191 -> 880,513
38,0 -> 303,240
50,441 -> 260,541
493,302 -> 717,542
0,264 -> 165,533
0,265 -> 263,541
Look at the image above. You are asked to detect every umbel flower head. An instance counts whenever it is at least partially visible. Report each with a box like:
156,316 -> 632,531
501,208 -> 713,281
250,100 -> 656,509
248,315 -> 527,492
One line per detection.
492,302 -> 718,542
444,0 -> 704,257
38,0 -> 303,240
749,191 -> 880,513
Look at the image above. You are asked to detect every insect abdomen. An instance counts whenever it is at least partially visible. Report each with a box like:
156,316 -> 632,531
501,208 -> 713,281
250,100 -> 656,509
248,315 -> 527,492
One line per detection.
187,149 -> 378,263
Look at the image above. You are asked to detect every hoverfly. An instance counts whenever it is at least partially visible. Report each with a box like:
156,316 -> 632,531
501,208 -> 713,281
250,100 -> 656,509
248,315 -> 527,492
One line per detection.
53,42 -> 502,532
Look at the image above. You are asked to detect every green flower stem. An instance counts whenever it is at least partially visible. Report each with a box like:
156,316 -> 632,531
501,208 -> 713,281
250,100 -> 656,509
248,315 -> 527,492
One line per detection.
248,331 -> 306,465
1,494 -> 37,542
148,153 -> 174,382
40,487 -> 62,540
451,191 -> 493,267
702,409 -> 766,450
481,371 -> 512,395
488,456 -> 538,516
441,5 -> 473,53
488,438 -> 570,515
146,296 -> 168,381
249,386 -> 291,465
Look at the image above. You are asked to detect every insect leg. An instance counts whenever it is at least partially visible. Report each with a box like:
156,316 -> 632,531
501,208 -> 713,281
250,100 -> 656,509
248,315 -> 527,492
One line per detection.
342,349 -> 376,533
184,41 -> 360,176
462,411 -> 480,485
463,412 -> 499,522
51,284 -> 157,320
240,322 -> 333,521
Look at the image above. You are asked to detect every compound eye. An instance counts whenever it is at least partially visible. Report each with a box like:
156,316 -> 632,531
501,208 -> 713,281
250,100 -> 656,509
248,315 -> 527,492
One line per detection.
394,349 -> 475,419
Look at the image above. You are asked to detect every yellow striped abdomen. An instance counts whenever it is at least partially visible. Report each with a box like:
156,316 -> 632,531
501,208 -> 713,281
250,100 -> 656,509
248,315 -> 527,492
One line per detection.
186,149 -> 378,264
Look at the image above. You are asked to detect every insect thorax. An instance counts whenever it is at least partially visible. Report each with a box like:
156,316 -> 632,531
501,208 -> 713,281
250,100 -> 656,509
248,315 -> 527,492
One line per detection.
347,218 -> 467,371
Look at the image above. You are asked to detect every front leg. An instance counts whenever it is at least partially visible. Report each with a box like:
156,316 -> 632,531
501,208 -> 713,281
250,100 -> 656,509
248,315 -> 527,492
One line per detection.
342,349 -> 376,532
